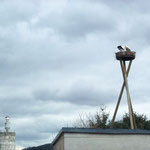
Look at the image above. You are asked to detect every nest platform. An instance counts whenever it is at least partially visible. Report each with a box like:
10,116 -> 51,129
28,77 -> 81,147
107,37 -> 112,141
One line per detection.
115,51 -> 136,61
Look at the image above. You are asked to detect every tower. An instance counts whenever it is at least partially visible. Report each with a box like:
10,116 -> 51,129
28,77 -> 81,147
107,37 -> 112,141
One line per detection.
111,46 -> 136,129
0,116 -> 16,150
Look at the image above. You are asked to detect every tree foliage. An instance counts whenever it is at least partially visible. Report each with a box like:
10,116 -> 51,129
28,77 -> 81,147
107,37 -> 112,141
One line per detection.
112,112 -> 150,129
74,107 -> 109,128
74,107 -> 150,129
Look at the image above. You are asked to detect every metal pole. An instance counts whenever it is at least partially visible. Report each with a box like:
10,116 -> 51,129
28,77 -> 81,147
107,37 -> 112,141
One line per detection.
110,60 -> 132,128
120,60 -> 134,129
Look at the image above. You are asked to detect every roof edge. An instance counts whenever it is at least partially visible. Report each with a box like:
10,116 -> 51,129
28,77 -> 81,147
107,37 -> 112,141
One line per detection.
52,127 -> 150,145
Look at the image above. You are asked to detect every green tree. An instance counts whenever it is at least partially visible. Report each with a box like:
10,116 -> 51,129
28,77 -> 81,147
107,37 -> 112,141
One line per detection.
74,107 -> 150,129
112,112 -> 150,129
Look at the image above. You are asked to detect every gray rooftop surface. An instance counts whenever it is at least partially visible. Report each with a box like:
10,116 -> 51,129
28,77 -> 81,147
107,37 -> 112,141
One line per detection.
52,127 -> 150,145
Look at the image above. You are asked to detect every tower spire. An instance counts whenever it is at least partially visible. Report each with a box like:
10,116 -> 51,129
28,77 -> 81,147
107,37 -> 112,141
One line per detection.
5,116 -> 10,132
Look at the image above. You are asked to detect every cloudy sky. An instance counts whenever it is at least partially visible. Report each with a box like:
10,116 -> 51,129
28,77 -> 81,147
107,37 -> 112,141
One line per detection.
1,0 -> 150,149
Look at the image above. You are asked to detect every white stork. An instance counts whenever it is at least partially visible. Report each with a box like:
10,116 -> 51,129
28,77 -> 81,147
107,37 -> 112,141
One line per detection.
124,45 -> 131,52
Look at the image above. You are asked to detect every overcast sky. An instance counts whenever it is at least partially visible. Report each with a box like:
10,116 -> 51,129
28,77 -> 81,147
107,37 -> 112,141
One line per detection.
1,0 -> 150,149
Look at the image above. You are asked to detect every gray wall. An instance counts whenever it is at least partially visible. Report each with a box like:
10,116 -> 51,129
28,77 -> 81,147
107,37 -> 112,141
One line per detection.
53,134 -> 64,150
53,133 -> 150,150
0,132 -> 15,150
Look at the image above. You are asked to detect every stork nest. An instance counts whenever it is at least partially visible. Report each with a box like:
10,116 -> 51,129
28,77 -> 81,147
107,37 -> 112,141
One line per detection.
115,51 -> 136,61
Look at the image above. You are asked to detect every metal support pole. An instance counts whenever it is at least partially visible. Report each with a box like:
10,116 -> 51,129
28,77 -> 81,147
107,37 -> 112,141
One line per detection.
110,60 -> 132,128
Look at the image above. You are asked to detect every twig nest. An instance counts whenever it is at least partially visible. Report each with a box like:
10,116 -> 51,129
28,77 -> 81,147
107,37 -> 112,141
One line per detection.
115,51 -> 136,61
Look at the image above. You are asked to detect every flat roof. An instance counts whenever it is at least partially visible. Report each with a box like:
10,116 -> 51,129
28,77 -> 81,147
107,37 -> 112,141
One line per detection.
52,127 -> 150,145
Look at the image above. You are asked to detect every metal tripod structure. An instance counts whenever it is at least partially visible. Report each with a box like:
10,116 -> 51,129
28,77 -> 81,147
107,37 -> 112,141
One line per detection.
111,51 -> 136,129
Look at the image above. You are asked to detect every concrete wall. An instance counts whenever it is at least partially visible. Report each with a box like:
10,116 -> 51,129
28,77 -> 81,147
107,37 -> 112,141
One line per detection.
53,134 -> 64,150
54,133 -> 150,150
0,132 -> 15,150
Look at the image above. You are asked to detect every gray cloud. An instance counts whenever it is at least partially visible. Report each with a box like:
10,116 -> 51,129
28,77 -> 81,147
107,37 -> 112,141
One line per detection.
33,79 -> 116,106
36,1 -> 116,38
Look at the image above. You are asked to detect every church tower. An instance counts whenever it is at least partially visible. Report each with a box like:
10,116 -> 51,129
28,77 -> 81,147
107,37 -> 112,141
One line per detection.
0,116 -> 16,150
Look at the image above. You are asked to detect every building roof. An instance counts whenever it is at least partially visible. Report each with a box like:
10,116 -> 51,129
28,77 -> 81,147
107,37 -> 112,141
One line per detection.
52,127 -> 150,145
